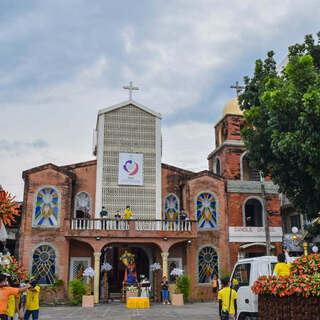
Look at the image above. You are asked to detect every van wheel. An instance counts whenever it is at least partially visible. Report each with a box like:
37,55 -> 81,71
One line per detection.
239,314 -> 252,320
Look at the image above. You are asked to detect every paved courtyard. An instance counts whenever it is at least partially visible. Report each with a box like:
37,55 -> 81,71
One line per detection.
39,301 -> 219,320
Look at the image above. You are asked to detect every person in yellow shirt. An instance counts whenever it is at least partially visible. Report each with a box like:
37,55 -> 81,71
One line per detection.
218,277 -> 238,320
23,279 -> 40,320
273,252 -> 290,277
6,278 -> 23,320
6,294 -> 15,319
124,206 -> 132,220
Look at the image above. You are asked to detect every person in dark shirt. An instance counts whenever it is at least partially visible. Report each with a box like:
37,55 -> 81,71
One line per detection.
114,211 -> 121,229
179,208 -> 188,230
100,206 -> 108,229
160,276 -> 170,305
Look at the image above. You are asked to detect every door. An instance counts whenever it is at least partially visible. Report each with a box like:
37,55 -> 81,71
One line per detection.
231,263 -> 254,314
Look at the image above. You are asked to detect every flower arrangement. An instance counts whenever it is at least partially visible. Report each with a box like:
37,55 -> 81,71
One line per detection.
0,256 -> 28,281
126,285 -> 138,292
150,262 -> 162,272
251,254 -> 320,298
0,187 -> 19,227
101,262 -> 112,272
170,268 -> 184,277
83,267 -> 95,277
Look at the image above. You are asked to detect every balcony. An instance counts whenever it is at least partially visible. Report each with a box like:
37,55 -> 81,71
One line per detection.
68,218 -> 197,239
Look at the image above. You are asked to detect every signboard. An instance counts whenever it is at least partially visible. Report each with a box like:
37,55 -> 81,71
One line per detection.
118,153 -> 143,186
229,226 -> 283,242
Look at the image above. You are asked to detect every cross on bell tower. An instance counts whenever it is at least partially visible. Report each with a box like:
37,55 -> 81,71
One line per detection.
230,81 -> 245,97
123,81 -> 139,100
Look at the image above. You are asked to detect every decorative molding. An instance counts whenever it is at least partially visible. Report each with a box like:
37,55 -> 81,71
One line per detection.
98,100 -> 162,119
229,226 -> 283,242
207,140 -> 245,160
242,196 -> 264,227
227,180 -> 279,194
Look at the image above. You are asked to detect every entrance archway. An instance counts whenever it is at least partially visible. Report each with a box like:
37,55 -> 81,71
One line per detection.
100,244 -> 152,300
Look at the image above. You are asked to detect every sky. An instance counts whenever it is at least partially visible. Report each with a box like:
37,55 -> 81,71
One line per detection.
1,0 -> 320,200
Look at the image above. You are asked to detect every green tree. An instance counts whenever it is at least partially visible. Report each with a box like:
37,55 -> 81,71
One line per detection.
239,33 -> 320,222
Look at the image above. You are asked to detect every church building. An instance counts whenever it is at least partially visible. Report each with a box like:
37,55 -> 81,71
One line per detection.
19,89 -> 282,302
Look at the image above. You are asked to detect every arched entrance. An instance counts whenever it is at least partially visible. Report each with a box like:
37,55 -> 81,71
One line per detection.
100,243 -> 152,300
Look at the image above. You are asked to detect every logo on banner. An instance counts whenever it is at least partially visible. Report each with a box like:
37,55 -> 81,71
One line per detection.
123,160 -> 139,176
118,153 -> 143,186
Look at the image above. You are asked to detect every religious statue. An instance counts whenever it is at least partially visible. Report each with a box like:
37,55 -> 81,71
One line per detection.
120,250 -> 138,285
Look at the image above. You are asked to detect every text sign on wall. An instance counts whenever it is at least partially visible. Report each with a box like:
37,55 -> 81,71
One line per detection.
118,153 -> 143,186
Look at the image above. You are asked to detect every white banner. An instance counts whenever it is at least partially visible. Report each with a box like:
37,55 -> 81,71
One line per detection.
118,153 -> 143,186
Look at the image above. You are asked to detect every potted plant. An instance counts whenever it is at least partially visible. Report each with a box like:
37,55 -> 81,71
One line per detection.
81,267 -> 95,307
251,253 -> 320,319
176,274 -> 191,302
170,268 -> 184,306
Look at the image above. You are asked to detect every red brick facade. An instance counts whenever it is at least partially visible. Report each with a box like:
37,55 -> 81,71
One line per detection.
19,102 -> 282,302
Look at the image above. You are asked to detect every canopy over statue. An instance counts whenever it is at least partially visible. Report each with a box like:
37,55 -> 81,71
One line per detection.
120,250 -> 138,285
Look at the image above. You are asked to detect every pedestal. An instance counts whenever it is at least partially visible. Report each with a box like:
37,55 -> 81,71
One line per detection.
82,295 -> 94,308
171,293 -> 184,306
168,283 -> 176,301
126,290 -> 139,302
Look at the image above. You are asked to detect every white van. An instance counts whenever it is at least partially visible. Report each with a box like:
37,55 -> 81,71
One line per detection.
230,256 -> 278,320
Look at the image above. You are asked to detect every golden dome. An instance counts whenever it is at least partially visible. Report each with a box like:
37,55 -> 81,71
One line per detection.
222,97 -> 243,117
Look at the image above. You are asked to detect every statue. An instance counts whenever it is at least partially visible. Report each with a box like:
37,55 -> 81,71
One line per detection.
120,250 -> 138,285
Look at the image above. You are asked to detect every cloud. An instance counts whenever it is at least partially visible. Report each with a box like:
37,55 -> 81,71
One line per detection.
162,121 -> 214,172
0,139 -> 49,155
1,0 -> 320,201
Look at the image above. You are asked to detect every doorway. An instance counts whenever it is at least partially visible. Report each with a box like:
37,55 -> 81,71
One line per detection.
100,244 -> 151,300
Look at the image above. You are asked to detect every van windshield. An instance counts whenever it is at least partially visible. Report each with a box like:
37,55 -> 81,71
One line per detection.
231,263 -> 251,289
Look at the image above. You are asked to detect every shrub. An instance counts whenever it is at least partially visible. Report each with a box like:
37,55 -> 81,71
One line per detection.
251,253 -> 320,298
69,279 -> 88,305
176,274 -> 191,302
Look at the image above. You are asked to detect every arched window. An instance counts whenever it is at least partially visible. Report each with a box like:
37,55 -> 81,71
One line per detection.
219,125 -> 227,145
244,198 -> 263,227
214,158 -> 221,176
33,186 -> 60,227
241,153 -> 261,181
164,193 -> 179,221
74,191 -> 92,218
198,246 -> 219,283
31,244 -> 57,284
196,192 -> 218,229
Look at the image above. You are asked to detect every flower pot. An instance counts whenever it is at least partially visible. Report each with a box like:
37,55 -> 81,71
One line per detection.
171,293 -> 184,306
82,295 -> 94,308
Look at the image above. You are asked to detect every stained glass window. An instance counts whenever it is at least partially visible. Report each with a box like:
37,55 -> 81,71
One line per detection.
32,244 -> 57,284
198,246 -> 218,283
164,194 -> 179,222
75,191 -> 91,217
34,187 -> 60,227
196,192 -> 217,229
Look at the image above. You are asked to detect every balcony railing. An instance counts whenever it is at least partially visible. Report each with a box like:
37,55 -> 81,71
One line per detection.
70,218 -> 193,232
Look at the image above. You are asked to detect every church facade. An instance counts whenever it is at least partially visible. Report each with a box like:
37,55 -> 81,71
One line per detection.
20,96 -> 282,302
